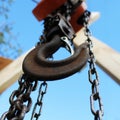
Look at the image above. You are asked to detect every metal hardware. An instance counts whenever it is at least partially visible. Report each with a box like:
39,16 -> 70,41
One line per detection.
0,2 -> 92,120
31,81 -> 47,120
83,10 -> 104,120
88,46 -> 104,120
61,36 -> 74,55
0,74 -> 38,120
70,0 -> 81,5
23,12 -> 89,81
58,13 -> 75,40
23,34 -> 88,80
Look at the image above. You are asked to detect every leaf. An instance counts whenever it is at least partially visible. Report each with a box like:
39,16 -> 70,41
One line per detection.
17,49 -> 23,55
4,25 -> 12,33
8,0 -> 15,5
0,32 -> 5,44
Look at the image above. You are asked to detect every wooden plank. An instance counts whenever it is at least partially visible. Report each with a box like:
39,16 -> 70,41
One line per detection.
0,57 -> 12,70
74,29 -> 120,85
0,53 -> 27,94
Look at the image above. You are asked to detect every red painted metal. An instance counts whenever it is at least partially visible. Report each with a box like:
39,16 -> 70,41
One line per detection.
32,1 -> 87,32
70,2 -> 87,32
32,0 -> 67,21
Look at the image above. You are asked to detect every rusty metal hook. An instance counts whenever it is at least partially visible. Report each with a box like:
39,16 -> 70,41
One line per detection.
23,34 -> 88,81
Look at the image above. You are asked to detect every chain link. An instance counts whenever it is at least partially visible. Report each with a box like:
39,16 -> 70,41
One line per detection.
31,81 -> 48,120
83,10 -> 104,120
0,74 -> 38,120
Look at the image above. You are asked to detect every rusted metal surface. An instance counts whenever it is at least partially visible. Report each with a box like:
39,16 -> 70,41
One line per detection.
23,34 -> 88,80
0,74 -> 38,120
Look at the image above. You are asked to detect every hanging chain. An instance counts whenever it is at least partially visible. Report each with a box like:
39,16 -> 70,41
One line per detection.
31,81 -> 48,120
0,74 -> 38,120
83,10 -> 104,120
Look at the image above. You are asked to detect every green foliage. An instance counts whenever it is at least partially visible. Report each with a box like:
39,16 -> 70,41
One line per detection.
0,0 -> 22,59
0,32 -> 5,44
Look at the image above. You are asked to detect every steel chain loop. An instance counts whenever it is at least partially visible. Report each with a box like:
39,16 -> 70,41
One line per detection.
30,81 -> 48,120
83,10 -> 104,120
0,74 -> 38,120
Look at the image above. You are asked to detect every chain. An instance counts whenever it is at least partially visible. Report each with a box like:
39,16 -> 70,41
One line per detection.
31,81 -> 48,120
83,10 -> 104,120
0,74 -> 38,120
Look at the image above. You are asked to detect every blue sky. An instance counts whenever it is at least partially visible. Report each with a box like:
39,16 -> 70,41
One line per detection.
0,0 -> 120,120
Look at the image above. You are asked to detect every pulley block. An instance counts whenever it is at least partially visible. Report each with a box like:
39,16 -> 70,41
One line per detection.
33,0 -> 87,32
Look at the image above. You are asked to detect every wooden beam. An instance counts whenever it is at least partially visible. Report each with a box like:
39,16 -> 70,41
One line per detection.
92,37 -> 120,84
0,53 -> 27,94
0,57 -> 12,70
74,28 -> 120,85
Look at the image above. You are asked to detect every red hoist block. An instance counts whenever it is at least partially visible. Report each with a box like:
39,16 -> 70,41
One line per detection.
70,2 -> 87,32
32,0 -> 87,33
32,0 -> 67,21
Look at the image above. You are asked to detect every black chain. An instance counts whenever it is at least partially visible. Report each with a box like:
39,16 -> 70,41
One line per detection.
30,81 -> 47,120
83,11 -> 104,120
0,74 -> 38,120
